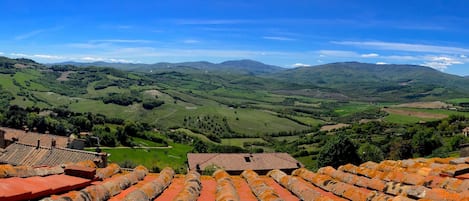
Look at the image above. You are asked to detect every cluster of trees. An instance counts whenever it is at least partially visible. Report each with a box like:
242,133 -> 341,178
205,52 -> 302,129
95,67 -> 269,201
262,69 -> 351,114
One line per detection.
315,116 -> 469,168
142,99 -> 165,110
183,115 -> 233,139
0,103 -> 171,147
102,92 -> 142,106
0,105 -> 110,135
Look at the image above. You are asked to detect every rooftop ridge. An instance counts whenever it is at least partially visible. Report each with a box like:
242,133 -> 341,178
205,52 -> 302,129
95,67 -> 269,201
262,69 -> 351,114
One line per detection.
13,142 -> 100,155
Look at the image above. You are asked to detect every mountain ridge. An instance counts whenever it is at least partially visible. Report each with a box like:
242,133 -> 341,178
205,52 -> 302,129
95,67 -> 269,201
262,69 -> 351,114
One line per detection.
50,59 -> 284,75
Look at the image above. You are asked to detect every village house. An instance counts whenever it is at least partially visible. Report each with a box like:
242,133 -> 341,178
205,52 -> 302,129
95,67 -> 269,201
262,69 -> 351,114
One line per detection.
187,152 -> 303,175
0,127 -> 85,149
463,126 -> 469,137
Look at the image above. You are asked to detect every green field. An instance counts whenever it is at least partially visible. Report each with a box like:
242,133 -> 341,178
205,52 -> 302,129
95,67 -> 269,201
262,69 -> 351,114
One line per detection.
132,137 -> 167,147
447,98 -> 469,104
220,137 -> 267,147
334,102 -> 377,116
97,143 -> 192,172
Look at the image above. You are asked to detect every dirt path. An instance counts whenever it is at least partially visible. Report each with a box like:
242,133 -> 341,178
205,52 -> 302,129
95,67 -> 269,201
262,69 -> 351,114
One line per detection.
57,71 -> 75,81
394,101 -> 451,109
320,123 -> 350,132
382,108 -> 448,119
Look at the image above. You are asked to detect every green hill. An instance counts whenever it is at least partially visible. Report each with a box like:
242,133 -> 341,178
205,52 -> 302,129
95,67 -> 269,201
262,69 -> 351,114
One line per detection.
269,62 -> 469,101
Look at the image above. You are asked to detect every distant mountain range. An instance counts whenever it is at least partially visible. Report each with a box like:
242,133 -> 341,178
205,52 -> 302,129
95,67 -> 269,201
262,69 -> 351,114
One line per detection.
51,59 -> 284,75
11,56 -> 469,101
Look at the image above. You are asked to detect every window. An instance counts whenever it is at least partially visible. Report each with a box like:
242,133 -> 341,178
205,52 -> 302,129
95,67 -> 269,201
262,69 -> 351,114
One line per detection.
244,156 -> 251,162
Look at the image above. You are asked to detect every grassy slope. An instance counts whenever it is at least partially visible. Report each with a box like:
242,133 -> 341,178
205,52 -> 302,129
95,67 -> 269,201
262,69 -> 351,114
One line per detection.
97,142 -> 192,171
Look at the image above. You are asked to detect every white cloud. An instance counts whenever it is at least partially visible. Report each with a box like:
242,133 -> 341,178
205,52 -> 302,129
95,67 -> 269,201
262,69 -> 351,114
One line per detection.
333,41 -> 469,54
361,53 -> 379,58
33,54 -> 64,59
183,39 -> 200,44
376,62 -> 387,65
461,55 -> 467,58
383,55 -> 420,61
292,63 -> 311,67
11,53 -> 28,57
11,53 -> 64,60
317,50 -> 359,57
421,56 -> 464,71
0,52 -> 4,55
262,36 -> 295,41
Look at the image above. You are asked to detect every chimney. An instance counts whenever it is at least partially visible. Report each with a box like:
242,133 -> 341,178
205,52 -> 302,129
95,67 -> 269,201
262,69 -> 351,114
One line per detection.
98,152 -> 108,168
0,129 -> 5,148
37,139 -> 40,149
51,138 -> 56,148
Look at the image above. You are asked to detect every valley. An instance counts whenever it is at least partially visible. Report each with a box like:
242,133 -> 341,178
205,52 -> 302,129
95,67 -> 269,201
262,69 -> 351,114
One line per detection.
1,56 -> 469,171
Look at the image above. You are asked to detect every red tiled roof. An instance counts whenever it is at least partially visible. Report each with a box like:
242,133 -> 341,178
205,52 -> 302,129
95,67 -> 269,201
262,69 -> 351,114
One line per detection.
187,153 -> 303,172
2,157 -> 469,200
0,142 -> 103,167
1,127 -> 70,148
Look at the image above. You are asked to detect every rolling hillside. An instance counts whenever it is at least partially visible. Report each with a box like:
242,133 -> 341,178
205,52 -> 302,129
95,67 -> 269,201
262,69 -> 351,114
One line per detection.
269,62 -> 469,101
52,59 -> 284,75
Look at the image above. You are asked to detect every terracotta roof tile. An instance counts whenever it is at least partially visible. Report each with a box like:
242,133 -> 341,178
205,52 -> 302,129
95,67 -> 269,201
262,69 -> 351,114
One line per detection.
0,142 -> 102,167
197,175 -> 216,201
4,156 -> 469,201
1,127 -> 70,148
159,171 -> 201,201
122,167 -> 174,201
241,169 -> 283,201
188,153 -> 302,173
153,176 -> 185,201
213,169 -> 241,201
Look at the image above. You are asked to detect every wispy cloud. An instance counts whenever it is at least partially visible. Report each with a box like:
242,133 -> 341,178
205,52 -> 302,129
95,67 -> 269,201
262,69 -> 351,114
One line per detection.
0,52 -> 4,55
182,39 -> 200,44
15,26 -> 63,40
9,52 -> 135,63
173,19 -> 250,25
68,39 -> 155,49
11,53 -> 28,57
333,41 -> 469,54
317,50 -> 359,57
78,56 -> 135,63
361,53 -> 379,58
15,29 -> 46,40
421,56 -> 464,71
100,25 -> 134,30
110,47 -> 293,58
90,39 -> 154,43
263,36 -> 295,41
67,42 -> 111,49
33,54 -> 64,59
376,62 -> 387,65
292,63 -> 311,67
11,53 -> 63,60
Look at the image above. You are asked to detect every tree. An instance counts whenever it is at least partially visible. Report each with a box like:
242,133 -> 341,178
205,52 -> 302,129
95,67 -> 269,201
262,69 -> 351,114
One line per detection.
192,139 -> 208,153
317,134 -> 360,168
388,139 -> 413,160
357,143 -> 384,163
412,129 -> 442,157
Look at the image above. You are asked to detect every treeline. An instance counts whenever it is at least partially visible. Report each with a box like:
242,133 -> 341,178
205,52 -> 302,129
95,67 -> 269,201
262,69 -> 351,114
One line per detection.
0,104 -> 170,147
315,115 -> 469,168
0,105 -> 123,135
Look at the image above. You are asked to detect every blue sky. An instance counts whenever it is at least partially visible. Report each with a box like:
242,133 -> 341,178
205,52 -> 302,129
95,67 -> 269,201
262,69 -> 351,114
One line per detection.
1,0 -> 469,75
